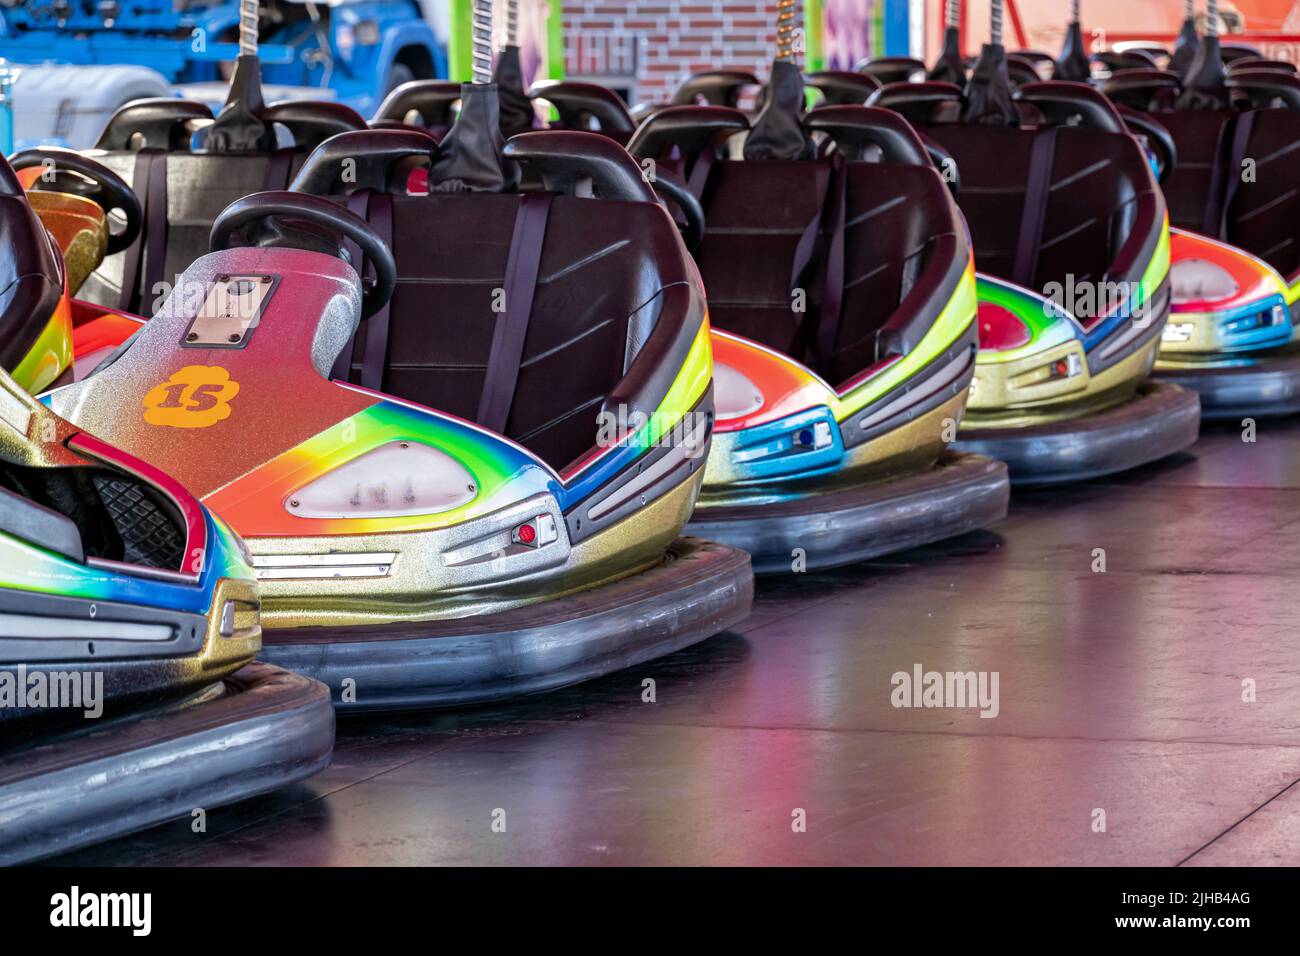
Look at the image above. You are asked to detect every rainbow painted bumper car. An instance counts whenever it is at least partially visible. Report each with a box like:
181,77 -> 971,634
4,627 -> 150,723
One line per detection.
42,86 -> 753,710
1103,42 -> 1300,418
0,159 -> 332,864
874,59 -> 1200,483
624,62 -> 1009,573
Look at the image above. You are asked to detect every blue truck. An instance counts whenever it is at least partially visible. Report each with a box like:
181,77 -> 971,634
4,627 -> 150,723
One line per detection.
0,1 -> 448,146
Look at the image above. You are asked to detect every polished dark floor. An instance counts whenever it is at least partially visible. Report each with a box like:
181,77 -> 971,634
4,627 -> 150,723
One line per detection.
53,418 -> 1300,866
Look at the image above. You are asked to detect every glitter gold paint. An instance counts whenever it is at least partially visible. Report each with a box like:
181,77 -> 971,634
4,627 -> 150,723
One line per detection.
1,365 -> 261,693
26,190 -> 108,295
257,473 -> 702,628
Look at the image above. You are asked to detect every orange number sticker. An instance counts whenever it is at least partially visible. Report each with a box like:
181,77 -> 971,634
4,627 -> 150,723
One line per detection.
142,365 -> 240,428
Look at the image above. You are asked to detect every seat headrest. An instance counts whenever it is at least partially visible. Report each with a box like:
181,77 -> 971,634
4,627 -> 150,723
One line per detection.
856,57 -> 927,85
1102,69 -> 1183,109
291,129 -> 436,196
803,105 -> 932,165
1017,81 -> 1126,133
671,71 -> 760,107
1227,57 -> 1299,75
95,98 -> 213,151
264,100 -> 368,152
805,71 -> 882,106
369,120 -> 444,141
1006,55 -> 1043,88
1092,50 -> 1159,74
372,80 -> 463,128
528,81 -> 636,134
1227,69 -> 1300,111
625,105 -> 749,161
1221,44 -> 1264,63
868,81 -> 964,126
503,131 -> 658,203
1011,50 -> 1057,67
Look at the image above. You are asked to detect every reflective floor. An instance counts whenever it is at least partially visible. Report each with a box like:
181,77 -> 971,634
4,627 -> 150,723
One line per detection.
52,418 -> 1300,865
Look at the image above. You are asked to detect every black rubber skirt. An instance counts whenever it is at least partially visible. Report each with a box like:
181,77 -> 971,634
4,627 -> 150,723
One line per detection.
686,452 -> 1010,575
258,537 -> 754,712
0,662 -> 334,865
954,382 -> 1201,486
1155,351 -> 1300,421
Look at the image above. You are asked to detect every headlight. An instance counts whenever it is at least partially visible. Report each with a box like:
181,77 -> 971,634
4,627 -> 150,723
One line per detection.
714,363 -> 764,419
1171,258 -> 1239,306
285,441 -> 478,519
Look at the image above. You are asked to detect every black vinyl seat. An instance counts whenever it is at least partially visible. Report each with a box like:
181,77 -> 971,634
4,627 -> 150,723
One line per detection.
876,81 -> 1162,308
1105,69 -> 1300,282
81,93 -> 367,313
627,100 -> 971,385
367,191 -> 695,469
287,122 -> 706,472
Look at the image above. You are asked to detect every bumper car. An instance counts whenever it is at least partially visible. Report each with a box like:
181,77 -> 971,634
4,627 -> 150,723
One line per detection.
872,4 -> 1199,484
1102,20 -> 1300,418
621,51 -> 1008,572
0,156 -> 333,865
42,51 -> 754,709
65,28 -> 367,316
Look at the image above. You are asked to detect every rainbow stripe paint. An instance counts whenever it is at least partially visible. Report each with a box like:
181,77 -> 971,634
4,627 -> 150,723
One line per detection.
975,274 -> 1080,363
713,257 -> 977,434
0,510 -> 251,616
204,320 -> 714,538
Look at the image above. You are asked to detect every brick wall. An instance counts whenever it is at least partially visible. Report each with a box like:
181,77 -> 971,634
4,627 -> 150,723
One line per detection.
563,2 -> 797,103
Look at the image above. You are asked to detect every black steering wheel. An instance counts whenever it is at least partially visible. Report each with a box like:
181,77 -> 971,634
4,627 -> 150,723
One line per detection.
8,146 -> 143,254
210,191 -> 397,319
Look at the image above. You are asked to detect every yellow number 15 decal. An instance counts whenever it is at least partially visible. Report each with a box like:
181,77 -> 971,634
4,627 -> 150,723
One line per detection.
143,365 -> 240,428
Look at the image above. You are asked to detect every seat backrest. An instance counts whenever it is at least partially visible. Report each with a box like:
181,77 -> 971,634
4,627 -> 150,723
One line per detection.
830,162 -> 958,381
0,162 -> 62,376
1224,108 -> 1300,281
640,104 -> 964,383
83,152 -> 298,310
369,192 -> 693,469
692,159 -> 831,358
922,124 -> 1150,293
1147,110 -> 1234,230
